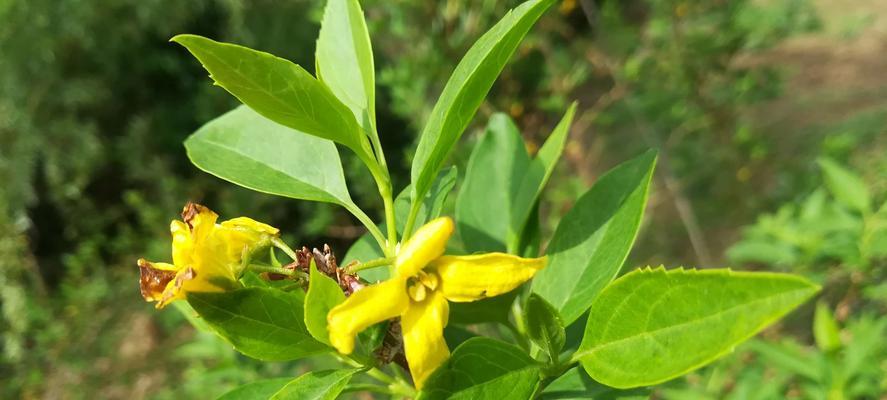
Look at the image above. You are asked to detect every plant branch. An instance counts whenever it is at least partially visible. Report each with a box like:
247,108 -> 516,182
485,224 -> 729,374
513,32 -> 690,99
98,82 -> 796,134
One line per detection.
246,264 -> 307,280
343,202 -> 389,254
346,257 -> 396,274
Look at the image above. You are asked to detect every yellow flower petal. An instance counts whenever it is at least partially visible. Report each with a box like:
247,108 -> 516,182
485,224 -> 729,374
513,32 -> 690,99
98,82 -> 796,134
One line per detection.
181,202 -> 218,242
327,277 -> 410,354
432,254 -> 547,302
402,289 -> 450,389
218,217 -> 279,265
396,217 -> 453,278
220,216 -> 279,235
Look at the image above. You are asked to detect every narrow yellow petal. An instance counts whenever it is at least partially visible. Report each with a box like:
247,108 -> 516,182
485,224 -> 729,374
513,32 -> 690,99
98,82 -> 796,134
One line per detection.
432,254 -> 547,302
327,277 -> 409,354
396,217 -> 454,278
402,290 -> 450,389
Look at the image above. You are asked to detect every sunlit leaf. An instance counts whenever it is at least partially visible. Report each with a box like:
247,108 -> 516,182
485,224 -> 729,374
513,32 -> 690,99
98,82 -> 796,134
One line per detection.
576,267 -> 819,388
270,369 -> 359,400
189,287 -> 326,361
418,338 -> 541,400
217,378 -> 292,400
316,0 -> 375,128
304,261 -> 345,345
531,150 -> 657,324
185,106 -> 354,207
172,34 -> 370,158
410,0 -> 555,216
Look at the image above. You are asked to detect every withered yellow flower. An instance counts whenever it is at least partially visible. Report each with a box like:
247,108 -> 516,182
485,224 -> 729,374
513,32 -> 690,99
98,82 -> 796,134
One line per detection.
138,203 -> 278,308
327,217 -> 545,388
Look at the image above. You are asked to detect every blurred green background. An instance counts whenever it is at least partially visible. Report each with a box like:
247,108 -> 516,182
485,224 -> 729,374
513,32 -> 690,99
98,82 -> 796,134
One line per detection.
1,0 -> 885,398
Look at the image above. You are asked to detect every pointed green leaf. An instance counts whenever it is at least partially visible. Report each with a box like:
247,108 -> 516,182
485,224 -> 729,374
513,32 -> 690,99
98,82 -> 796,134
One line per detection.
188,287 -> 326,361
508,102 -> 577,250
217,378 -> 292,400
525,293 -> 566,360
576,267 -> 819,388
185,106 -> 353,205
813,301 -> 841,353
531,150 -> 657,325
418,338 -> 541,400
456,114 -> 530,252
304,260 -> 345,345
818,158 -> 870,213
171,34 -> 368,156
270,369 -> 359,400
410,0 -> 555,210
317,0 -> 375,127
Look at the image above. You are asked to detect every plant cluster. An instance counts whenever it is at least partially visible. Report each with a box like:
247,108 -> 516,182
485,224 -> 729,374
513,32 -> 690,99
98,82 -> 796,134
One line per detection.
137,0 -> 820,398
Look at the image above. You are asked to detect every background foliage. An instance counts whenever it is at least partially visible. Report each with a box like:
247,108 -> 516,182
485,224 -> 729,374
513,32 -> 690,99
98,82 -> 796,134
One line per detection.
1,0 -> 884,398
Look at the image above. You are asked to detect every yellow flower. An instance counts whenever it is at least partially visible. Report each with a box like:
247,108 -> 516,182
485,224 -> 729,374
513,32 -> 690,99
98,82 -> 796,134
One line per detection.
327,217 -> 546,388
138,203 -> 279,308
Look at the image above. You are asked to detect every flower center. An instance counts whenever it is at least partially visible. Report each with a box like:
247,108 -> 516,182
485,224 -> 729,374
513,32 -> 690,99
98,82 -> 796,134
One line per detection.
407,271 -> 440,302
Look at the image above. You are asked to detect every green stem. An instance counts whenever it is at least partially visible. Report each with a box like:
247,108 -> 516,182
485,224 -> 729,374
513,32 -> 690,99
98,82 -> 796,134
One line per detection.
346,257 -> 396,274
338,354 -> 416,397
366,160 -> 398,255
247,264 -> 307,280
368,119 -> 388,171
271,237 -> 299,261
343,202 -> 389,255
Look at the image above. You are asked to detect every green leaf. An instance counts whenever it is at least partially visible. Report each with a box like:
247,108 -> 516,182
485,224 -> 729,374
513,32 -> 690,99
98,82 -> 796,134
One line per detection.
418,337 -> 541,400
818,158 -> 871,213
746,340 -> 820,381
185,106 -> 352,206
270,369 -> 359,400
576,267 -> 820,389
813,301 -> 842,353
410,0 -> 555,212
188,287 -> 326,361
217,378 -> 292,400
316,0 -> 375,128
508,102 -> 577,251
171,34 -> 368,156
531,150 -> 657,325
525,293 -> 565,360
304,260 -> 345,345
539,367 -> 649,400
456,113 -> 530,252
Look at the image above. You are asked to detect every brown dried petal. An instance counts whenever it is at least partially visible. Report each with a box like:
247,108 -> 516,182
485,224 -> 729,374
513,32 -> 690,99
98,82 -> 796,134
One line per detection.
138,259 -> 177,302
